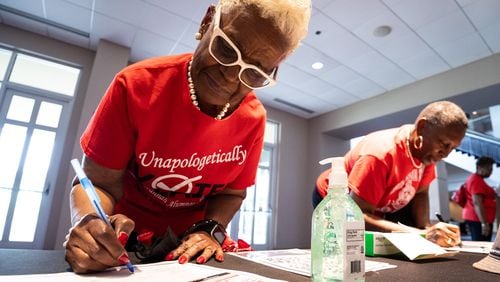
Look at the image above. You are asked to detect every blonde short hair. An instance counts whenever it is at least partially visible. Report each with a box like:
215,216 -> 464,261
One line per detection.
218,0 -> 311,50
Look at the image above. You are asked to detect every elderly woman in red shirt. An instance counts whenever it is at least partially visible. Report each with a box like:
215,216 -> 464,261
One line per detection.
313,101 -> 468,247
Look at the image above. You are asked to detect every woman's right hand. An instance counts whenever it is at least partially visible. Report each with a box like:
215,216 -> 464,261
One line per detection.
64,213 -> 135,273
425,222 -> 461,247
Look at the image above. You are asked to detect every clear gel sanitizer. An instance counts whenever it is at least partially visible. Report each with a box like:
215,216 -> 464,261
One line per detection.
311,157 -> 365,281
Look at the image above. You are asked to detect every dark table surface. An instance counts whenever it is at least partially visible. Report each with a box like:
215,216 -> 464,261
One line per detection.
0,249 -> 498,281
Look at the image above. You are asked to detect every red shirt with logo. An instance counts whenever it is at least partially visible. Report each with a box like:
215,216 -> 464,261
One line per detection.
316,125 -> 436,214
81,54 -> 266,236
462,173 -> 497,223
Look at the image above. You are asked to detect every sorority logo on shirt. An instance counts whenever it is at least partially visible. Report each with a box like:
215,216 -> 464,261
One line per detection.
377,167 -> 424,213
136,145 -> 247,208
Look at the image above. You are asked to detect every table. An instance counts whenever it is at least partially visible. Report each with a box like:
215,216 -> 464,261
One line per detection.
0,249 -> 498,281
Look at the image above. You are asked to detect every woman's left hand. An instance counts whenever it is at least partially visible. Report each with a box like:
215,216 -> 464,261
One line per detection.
165,231 -> 224,264
425,222 -> 462,247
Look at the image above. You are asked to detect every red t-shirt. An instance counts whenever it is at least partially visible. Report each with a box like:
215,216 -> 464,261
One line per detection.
81,54 -> 266,236
316,125 -> 436,214
462,173 -> 497,223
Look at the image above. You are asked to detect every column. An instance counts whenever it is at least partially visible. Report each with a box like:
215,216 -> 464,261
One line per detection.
429,161 -> 451,221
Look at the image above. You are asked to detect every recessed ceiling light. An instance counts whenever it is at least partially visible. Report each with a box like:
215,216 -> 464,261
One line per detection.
312,62 -> 324,70
472,111 -> 478,115
373,25 -> 392,37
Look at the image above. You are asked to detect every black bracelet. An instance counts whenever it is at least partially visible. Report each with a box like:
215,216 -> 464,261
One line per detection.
183,219 -> 227,246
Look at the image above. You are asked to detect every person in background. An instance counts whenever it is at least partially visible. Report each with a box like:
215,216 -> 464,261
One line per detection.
64,0 -> 311,273
313,101 -> 468,247
463,156 -> 497,241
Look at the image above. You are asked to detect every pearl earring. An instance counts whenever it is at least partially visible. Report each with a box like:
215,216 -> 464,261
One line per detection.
195,32 -> 202,40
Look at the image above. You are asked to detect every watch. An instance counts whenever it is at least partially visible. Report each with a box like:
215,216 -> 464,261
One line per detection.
184,219 -> 227,246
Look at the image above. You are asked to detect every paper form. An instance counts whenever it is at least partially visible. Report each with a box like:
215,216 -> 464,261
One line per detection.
229,249 -> 397,276
383,232 -> 458,260
0,261 -> 285,282
445,240 -> 494,254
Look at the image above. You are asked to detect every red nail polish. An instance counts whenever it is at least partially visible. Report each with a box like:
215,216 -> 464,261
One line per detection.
118,253 -> 130,265
164,252 -> 174,261
196,256 -> 206,264
216,254 -> 224,262
179,256 -> 188,264
137,231 -> 154,246
118,232 -> 129,246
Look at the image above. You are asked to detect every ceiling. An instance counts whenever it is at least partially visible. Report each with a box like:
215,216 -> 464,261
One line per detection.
0,0 -> 499,119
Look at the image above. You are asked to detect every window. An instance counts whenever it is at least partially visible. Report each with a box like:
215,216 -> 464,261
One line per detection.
227,121 -> 279,250
0,47 -> 80,248
9,54 -> 80,97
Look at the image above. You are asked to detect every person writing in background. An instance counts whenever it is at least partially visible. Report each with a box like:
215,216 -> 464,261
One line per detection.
463,156 -> 497,241
313,101 -> 468,247
64,0 -> 311,273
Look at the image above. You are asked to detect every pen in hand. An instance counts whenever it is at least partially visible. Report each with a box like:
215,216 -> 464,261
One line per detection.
435,212 -> 446,223
435,212 -> 462,247
70,158 -> 135,273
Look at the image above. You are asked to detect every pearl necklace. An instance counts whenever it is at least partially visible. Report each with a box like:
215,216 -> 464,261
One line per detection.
406,132 -> 422,169
187,60 -> 230,120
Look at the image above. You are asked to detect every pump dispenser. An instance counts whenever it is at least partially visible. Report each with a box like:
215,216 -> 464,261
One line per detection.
323,157 -> 348,192
311,157 -> 365,281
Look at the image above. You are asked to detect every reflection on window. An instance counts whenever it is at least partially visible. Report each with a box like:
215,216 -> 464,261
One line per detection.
19,129 -> 55,192
255,166 -> 270,212
36,102 -> 62,128
9,191 -> 42,242
10,54 -> 80,96
0,48 -> 12,81
6,95 -> 35,123
264,121 -> 278,144
260,149 -> 271,167
0,124 -> 27,189
253,211 -> 269,244
238,211 -> 254,243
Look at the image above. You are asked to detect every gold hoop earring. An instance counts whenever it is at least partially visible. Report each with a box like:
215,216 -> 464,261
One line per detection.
194,32 -> 202,40
413,135 -> 423,150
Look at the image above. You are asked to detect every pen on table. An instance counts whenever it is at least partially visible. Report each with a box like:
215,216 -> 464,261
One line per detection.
188,272 -> 235,282
70,158 -> 135,273
435,212 -> 462,247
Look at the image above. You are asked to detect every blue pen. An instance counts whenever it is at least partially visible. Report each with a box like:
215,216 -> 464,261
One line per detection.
70,158 -> 135,273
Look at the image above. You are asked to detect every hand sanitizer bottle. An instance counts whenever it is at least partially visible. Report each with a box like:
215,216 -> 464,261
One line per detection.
311,157 -> 365,281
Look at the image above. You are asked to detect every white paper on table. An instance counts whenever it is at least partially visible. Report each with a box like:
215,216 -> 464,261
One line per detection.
229,249 -> 311,276
0,261 -> 286,282
445,240 -> 494,254
383,232 -> 458,260
229,249 -> 397,277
